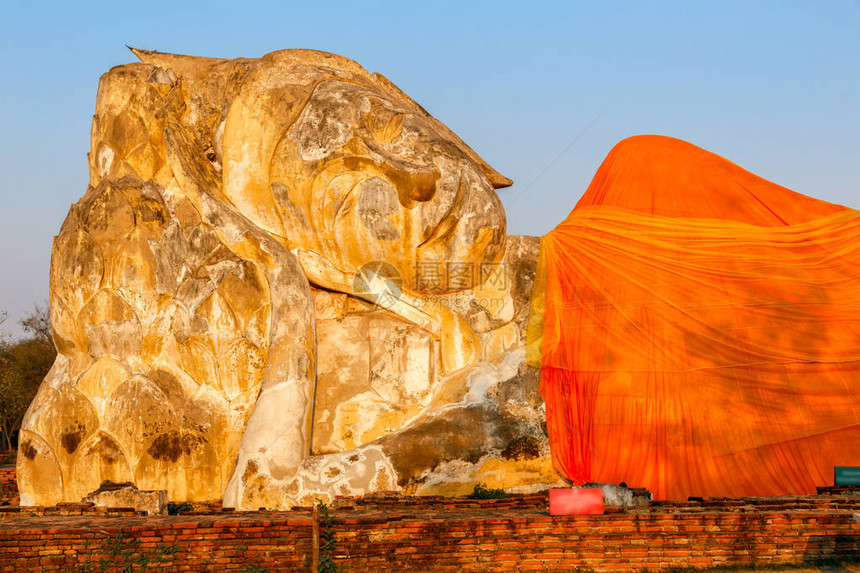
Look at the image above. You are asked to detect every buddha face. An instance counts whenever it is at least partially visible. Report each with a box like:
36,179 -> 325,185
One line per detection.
267,79 -> 507,294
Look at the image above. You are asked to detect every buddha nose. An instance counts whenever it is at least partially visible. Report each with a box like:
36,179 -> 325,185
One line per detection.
379,157 -> 438,205
343,155 -> 438,206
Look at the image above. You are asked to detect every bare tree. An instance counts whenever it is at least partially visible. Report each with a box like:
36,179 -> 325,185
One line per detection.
0,306 -> 55,452
0,356 -> 36,452
20,303 -> 51,346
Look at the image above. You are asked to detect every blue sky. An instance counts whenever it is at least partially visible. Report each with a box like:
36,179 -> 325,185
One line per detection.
1,1 -> 858,338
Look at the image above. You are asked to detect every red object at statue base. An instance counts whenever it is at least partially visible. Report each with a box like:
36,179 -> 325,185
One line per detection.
549,488 -> 605,515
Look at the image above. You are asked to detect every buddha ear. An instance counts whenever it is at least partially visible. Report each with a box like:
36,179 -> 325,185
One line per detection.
221,54 -> 316,239
129,47 -> 237,207
163,122 -> 226,208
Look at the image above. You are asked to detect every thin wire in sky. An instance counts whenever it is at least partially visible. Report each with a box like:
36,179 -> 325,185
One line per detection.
506,106 -> 609,209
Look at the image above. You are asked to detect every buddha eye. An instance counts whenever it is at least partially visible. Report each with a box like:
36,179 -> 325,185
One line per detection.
361,98 -> 405,145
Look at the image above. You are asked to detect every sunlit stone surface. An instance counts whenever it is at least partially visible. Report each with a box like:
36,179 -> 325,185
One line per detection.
18,49 -> 559,509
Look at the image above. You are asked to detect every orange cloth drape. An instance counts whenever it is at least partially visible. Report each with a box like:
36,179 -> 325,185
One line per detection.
529,135 -> 860,499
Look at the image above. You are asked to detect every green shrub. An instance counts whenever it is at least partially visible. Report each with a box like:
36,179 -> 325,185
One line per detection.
316,499 -> 340,573
167,502 -> 194,515
468,482 -> 508,500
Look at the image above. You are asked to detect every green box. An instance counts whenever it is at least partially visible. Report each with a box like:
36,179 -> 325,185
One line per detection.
834,466 -> 860,486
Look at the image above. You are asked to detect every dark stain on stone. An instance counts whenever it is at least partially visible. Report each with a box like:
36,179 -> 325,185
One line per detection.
151,369 -> 185,402
95,434 -> 124,467
20,441 -> 37,460
242,459 -> 260,482
380,405 -> 502,487
496,362 -> 541,408
135,195 -> 168,226
151,369 -> 217,434
148,433 -> 184,463
147,431 -> 203,463
504,235 -> 540,334
500,435 -> 541,461
60,428 -> 84,454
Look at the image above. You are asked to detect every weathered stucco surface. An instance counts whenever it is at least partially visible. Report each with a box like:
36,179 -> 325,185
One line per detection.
82,481 -> 168,515
19,49 -> 561,510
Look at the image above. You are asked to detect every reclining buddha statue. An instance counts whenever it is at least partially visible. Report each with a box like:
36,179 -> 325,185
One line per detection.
18,48 -> 551,509
18,48 -> 860,508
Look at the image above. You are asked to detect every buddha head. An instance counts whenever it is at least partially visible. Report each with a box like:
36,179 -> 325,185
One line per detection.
216,49 -> 510,294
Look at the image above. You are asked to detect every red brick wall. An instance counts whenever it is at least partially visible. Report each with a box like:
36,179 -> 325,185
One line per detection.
0,466 -> 16,506
0,494 -> 857,571
0,513 -> 313,571
334,510 -> 859,571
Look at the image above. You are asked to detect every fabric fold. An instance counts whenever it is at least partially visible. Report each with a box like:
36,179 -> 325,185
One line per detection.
530,135 -> 860,499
